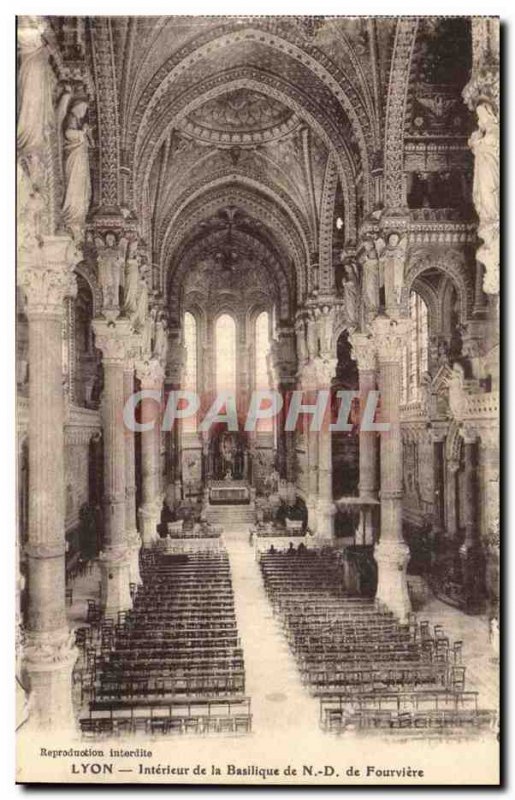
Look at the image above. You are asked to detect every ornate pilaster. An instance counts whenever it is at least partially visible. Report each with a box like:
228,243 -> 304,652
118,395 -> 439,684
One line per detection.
271,324 -> 297,486
463,19 -> 500,296
370,315 -> 411,621
459,426 -> 485,612
136,358 -> 165,546
92,318 -> 133,615
350,332 -> 379,545
124,334 -> 142,586
18,235 -> 79,730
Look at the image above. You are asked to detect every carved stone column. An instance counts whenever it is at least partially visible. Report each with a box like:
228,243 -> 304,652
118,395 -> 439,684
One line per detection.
432,432 -> 446,538
19,235 -> 79,730
124,337 -> 142,586
136,359 -> 165,546
460,428 -> 485,612
351,332 -> 379,545
92,318 -> 133,616
272,324 -> 297,490
299,355 -> 337,541
371,316 -> 411,621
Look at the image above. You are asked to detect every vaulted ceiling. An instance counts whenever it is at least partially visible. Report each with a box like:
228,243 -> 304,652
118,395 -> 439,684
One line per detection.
74,16 -> 473,317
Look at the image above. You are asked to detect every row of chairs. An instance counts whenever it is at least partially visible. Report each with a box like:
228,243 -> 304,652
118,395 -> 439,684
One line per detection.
259,549 -> 493,736
78,545 -> 251,736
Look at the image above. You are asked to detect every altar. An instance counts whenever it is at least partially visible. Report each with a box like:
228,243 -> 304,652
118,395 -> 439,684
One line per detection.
208,479 -> 251,505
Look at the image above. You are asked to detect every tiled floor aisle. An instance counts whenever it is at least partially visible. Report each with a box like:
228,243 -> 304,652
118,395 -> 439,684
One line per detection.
222,527 -> 321,736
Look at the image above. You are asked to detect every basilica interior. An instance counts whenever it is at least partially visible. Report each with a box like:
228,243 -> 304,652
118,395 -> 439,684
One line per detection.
16,16 -> 499,741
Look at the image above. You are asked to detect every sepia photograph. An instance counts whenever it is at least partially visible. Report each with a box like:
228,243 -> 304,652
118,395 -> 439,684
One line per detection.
15,12 -> 500,786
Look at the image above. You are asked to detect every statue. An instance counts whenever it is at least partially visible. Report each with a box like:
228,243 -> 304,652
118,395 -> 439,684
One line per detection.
447,363 -> 468,421
295,320 -> 308,364
153,314 -> 168,364
316,305 -> 334,358
341,261 -> 360,330
123,239 -> 141,318
359,238 -> 380,318
469,102 -> 500,294
132,266 -> 150,333
142,306 -> 157,358
60,97 -> 93,235
306,315 -> 318,359
17,19 -> 53,157
95,233 -> 126,318
383,232 -> 408,311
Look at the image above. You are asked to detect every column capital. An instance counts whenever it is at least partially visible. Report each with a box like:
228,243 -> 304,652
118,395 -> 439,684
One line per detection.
18,235 -> 79,316
349,331 -> 377,372
92,318 -> 133,364
136,357 -> 165,389
369,315 -> 410,364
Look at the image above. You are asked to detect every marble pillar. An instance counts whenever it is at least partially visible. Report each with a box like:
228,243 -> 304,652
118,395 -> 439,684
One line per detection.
351,332 -> 379,545
136,359 -> 165,546
92,318 -> 133,616
371,316 -> 411,621
123,343 -> 142,586
19,235 -> 79,730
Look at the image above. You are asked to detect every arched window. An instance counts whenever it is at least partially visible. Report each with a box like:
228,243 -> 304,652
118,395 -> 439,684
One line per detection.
401,291 -> 429,403
184,312 -> 197,393
255,311 -> 271,391
183,312 -> 197,431
215,314 -> 236,396
254,311 -> 272,432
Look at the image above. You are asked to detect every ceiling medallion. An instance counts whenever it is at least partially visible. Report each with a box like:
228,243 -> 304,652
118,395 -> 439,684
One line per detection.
178,88 -> 301,147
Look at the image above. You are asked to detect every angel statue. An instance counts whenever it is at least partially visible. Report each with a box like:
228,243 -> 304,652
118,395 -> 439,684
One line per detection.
340,260 -> 360,331
60,95 -> 93,236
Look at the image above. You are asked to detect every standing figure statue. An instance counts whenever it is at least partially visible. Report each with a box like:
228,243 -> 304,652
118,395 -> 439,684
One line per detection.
469,102 -> 500,294
142,306 -> 157,359
383,232 -> 408,312
153,313 -> 169,365
123,238 -> 141,318
60,97 -> 93,236
96,233 -> 126,319
17,18 -> 53,157
359,238 -> 380,320
316,305 -> 334,359
341,260 -> 360,331
132,266 -> 150,334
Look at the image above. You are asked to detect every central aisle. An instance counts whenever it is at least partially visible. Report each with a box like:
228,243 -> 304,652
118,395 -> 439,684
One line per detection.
222,528 -> 320,736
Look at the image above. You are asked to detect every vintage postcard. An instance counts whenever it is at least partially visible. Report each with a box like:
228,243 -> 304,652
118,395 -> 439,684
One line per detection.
16,14 -> 500,785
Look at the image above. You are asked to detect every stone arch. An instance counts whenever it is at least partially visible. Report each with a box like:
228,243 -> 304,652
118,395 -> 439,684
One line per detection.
163,186 -> 306,305
135,69 -> 358,240
170,227 -> 290,321
128,25 -> 375,196
405,247 -> 474,320
158,170 -> 312,271
318,154 -> 340,290
383,18 -> 419,208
